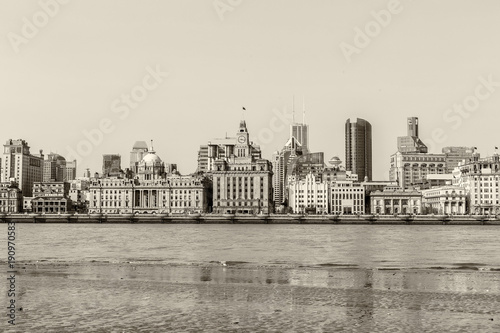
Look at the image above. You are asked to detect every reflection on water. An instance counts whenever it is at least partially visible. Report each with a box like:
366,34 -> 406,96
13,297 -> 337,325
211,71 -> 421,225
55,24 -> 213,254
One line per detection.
4,262 -> 500,332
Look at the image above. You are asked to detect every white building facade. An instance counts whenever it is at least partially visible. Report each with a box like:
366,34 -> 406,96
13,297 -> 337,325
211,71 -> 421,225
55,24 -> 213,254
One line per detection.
422,185 -> 466,215
330,181 -> 365,215
453,153 -> 500,215
288,173 -> 328,214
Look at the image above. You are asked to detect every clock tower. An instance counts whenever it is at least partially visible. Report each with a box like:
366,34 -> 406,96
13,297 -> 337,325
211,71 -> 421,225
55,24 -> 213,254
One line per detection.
235,120 -> 250,158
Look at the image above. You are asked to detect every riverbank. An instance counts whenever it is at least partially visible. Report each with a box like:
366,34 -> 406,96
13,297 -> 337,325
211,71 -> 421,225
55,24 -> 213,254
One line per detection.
2,261 -> 499,332
2,213 -> 500,224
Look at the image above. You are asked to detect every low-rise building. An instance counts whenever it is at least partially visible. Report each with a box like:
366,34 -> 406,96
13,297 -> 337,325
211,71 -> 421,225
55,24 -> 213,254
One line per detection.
330,181 -> 365,215
31,181 -> 72,214
88,173 -> 211,214
422,185 -> 466,215
370,186 -> 422,215
288,173 -> 328,214
0,182 -> 22,213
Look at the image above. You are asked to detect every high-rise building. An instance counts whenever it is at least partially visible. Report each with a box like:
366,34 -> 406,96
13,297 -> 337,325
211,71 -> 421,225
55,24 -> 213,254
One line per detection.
65,160 -> 77,181
130,141 -> 149,175
272,136 -> 304,206
102,154 -> 122,177
290,98 -> 309,153
291,123 -> 309,154
345,118 -> 372,181
211,120 -> 273,214
1,139 -> 43,197
43,153 -> 66,182
397,117 -> 428,153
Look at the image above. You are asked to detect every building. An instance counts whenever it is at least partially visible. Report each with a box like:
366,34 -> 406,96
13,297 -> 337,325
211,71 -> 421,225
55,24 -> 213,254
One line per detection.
288,173 -> 328,214
1,139 -> 44,197
345,118 -> 372,181
322,156 -> 358,183
211,120 -> 273,214
443,146 -> 474,173
453,153 -> 500,215
413,173 -> 454,190
130,141 -> 149,175
422,185 -> 466,215
69,178 -> 90,212
65,160 -> 77,181
390,117 -> 450,189
31,181 -> 72,214
287,152 -> 324,181
330,181 -> 365,215
197,135 -> 262,174
272,136 -> 304,207
397,117 -> 428,153
23,197 -> 33,213
361,180 -> 398,213
370,186 -> 422,215
0,181 -> 23,213
87,174 -> 210,214
88,146 -> 210,214
88,178 -> 136,214
290,122 -> 309,154
389,151 -> 447,189
102,154 -> 122,177
43,153 -> 66,182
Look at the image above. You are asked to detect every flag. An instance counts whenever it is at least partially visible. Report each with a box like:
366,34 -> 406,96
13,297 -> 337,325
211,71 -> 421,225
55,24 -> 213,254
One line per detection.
242,107 -> 246,110
496,146 -> 499,150
474,147 -> 477,149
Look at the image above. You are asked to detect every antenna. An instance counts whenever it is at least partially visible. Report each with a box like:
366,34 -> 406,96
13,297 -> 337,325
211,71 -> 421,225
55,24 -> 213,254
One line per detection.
302,96 -> 305,125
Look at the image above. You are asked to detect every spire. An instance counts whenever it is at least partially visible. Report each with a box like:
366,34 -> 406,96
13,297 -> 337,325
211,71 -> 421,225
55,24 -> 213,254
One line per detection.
302,96 -> 305,125
150,139 -> 155,153
292,95 -> 295,124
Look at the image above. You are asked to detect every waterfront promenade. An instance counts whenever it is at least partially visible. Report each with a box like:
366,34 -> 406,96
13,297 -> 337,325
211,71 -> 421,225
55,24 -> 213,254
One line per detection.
2,213 -> 500,224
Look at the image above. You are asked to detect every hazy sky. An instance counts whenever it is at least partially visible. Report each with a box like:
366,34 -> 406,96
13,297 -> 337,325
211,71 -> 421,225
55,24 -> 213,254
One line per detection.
2,0 -> 500,179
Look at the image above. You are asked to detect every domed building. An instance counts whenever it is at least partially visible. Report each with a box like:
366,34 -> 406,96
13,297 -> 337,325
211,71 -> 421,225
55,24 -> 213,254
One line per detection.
136,143 -> 165,181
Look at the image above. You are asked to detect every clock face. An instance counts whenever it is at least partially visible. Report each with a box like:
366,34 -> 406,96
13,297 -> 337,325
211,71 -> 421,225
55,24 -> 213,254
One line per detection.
238,136 -> 246,144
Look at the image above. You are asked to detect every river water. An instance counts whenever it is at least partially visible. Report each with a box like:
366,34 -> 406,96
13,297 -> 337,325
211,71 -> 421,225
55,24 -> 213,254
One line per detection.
13,224 -> 500,270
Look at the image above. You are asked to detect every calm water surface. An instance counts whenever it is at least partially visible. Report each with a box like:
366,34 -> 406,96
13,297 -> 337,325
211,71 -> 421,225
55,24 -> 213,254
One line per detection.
13,224 -> 500,269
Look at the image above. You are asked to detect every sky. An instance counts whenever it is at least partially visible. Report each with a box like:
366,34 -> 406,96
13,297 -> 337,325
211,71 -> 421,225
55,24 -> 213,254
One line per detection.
1,0 -> 500,180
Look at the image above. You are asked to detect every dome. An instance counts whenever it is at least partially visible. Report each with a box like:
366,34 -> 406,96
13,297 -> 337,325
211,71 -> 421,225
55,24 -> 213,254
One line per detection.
328,156 -> 342,166
141,152 -> 162,164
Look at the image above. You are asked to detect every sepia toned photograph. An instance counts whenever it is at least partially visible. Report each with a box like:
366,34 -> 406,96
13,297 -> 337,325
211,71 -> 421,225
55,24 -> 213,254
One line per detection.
1,0 -> 500,331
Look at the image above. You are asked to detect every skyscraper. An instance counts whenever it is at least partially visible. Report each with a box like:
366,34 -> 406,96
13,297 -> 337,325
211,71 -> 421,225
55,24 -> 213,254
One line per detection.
1,139 -> 44,196
130,141 -> 149,175
345,118 -> 372,181
290,98 -> 309,153
43,153 -> 66,182
65,160 -> 77,181
102,154 -> 122,177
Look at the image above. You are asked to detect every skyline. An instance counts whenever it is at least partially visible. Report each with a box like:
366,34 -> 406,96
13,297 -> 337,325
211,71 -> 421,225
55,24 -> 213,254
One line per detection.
2,0 -> 500,179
